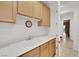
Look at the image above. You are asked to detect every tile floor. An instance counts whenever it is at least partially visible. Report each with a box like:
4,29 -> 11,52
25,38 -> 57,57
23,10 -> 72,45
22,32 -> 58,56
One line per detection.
55,38 -> 79,57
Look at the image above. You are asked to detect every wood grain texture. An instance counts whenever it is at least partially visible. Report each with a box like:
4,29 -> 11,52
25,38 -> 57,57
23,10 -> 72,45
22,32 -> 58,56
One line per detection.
40,42 -> 49,57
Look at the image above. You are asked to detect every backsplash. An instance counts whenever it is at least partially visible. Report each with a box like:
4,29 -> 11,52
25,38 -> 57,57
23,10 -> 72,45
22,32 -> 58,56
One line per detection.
0,15 -> 49,42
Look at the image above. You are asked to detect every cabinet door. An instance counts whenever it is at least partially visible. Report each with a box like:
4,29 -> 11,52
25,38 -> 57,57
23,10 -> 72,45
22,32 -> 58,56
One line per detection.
40,42 -> 49,57
40,4 -> 50,26
0,1 -> 16,23
19,47 -> 40,57
33,1 -> 42,19
18,1 -> 33,17
49,38 -> 56,57
12,1 -> 17,23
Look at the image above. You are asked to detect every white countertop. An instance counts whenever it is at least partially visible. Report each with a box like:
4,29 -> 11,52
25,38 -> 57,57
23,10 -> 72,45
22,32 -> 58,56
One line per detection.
0,35 -> 56,57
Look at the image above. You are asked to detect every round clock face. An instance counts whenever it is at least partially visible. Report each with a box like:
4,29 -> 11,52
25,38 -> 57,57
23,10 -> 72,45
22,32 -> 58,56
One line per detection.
25,20 -> 32,28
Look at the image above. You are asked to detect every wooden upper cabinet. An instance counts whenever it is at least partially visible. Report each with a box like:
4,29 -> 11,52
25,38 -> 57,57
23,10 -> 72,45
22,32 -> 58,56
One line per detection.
32,1 -> 42,19
40,4 -> 50,26
0,1 -> 17,23
17,1 -> 50,26
18,1 -> 33,17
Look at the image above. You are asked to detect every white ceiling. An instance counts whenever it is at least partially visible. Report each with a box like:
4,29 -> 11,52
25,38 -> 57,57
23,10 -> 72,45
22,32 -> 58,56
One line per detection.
42,1 -> 58,8
60,1 -> 71,7
42,1 -> 79,17
60,1 -> 79,15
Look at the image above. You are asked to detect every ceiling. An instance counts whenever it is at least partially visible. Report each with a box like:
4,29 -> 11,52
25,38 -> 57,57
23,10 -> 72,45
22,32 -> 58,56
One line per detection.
42,1 -> 79,16
42,1 -> 58,8
60,1 -> 79,15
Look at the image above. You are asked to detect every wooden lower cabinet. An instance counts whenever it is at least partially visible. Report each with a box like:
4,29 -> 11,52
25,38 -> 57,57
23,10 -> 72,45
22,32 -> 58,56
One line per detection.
40,42 -> 49,57
19,47 -> 40,57
19,38 -> 56,57
49,38 -> 56,57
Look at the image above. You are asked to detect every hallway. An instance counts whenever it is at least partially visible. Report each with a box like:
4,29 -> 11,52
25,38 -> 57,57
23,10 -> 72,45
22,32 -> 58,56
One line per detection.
58,38 -> 78,57
60,1 -> 79,57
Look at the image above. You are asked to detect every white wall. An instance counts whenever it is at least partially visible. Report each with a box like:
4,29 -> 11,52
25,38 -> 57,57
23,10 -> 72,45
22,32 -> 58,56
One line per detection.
49,5 -> 58,36
48,4 -> 58,48
16,15 -> 49,38
0,15 -> 49,47
73,7 -> 79,51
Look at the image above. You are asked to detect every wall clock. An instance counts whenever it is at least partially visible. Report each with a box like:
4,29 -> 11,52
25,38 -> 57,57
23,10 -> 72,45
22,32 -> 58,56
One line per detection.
25,20 -> 32,28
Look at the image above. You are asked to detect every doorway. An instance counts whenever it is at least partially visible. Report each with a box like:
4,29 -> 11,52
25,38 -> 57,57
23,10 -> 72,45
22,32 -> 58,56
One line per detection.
63,20 -> 70,38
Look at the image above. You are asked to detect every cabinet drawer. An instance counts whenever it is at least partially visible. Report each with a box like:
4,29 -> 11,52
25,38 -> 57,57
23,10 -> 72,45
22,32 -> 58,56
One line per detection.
20,47 -> 40,57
